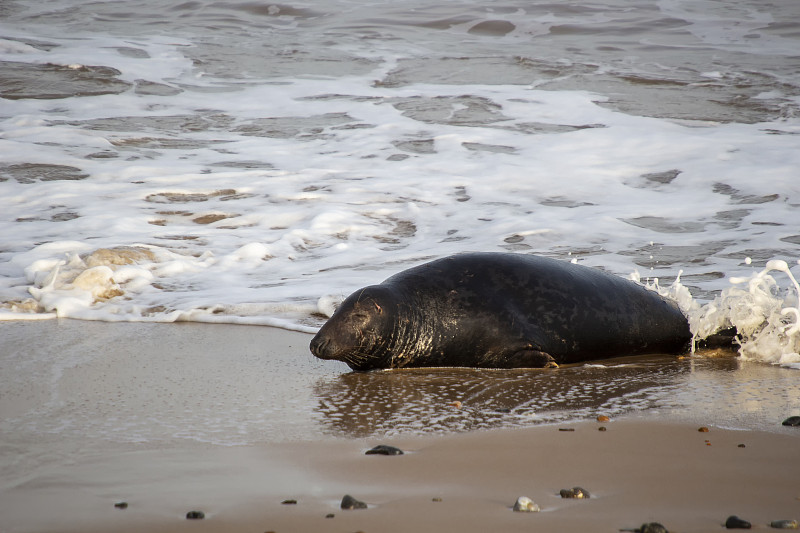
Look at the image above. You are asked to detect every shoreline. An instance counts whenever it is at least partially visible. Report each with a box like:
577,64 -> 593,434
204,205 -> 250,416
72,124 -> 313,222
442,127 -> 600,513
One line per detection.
1,320 -> 798,532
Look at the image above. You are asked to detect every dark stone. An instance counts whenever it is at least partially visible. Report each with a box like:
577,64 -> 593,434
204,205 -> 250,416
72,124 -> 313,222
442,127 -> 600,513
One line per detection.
599,426 -> 607,432
726,515 -> 752,529
114,502 -> 128,509
365,444 -> 404,456
186,511 -> 205,520
770,520 -> 799,529
572,486 -> 590,499
638,523 -> 669,533
781,416 -> 800,427
325,513 -> 335,519
559,487 -> 590,499
281,499 -> 298,505
559,428 -> 575,432
341,494 -> 367,510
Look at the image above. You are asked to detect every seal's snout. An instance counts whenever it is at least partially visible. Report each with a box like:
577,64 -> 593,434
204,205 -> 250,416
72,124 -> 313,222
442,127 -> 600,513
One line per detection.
310,333 -> 333,359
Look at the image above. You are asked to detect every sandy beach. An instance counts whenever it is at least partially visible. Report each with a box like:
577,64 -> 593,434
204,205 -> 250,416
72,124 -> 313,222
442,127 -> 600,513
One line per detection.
4,420 -> 799,533
3,0 -> 800,530
1,320 -> 798,533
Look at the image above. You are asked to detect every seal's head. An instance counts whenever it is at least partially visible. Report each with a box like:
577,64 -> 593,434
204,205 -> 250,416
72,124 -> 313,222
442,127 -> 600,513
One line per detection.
310,286 -> 398,371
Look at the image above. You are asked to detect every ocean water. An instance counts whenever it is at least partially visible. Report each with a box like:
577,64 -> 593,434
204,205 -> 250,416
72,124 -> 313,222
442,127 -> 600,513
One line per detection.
1,0 -> 799,367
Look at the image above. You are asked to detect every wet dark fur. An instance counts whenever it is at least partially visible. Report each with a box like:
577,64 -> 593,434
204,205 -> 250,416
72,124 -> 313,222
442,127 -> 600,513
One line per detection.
310,253 -> 692,371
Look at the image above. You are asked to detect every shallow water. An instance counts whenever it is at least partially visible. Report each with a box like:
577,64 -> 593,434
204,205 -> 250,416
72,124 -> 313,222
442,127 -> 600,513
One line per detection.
0,0 -> 799,366
314,354 -> 800,437
1,321 -> 796,460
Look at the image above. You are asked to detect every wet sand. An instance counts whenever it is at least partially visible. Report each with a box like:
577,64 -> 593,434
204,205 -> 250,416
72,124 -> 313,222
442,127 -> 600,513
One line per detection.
2,420 -> 799,533
1,320 -> 798,533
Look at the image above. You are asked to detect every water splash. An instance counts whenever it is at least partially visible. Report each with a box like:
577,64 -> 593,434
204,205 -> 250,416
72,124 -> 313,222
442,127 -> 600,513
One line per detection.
637,259 -> 800,369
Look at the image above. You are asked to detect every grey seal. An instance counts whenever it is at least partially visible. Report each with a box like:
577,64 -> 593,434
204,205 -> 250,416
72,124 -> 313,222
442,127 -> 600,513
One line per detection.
310,253 -> 692,370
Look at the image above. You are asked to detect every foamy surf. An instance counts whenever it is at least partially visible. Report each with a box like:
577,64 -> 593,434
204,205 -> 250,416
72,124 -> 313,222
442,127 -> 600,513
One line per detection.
2,0 -> 799,368
691,260 -> 800,369
636,259 -> 800,369
5,240 -> 799,368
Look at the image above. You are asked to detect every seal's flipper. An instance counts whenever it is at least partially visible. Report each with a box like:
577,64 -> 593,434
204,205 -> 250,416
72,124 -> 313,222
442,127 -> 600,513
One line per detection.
508,349 -> 559,368
694,326 -> 739,351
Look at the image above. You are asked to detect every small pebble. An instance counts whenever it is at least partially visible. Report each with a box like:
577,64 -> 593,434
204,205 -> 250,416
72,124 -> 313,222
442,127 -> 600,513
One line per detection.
186,511 -> 205,520
738,444 -> 746,448
432,497 -> 442,502
114,502 -> 128,509
341,494 -> 367,510
698,426 -> 710,432
725,515 -> 752,529
782,416 -> 800,427
325,513 -> 335,519
512,496 -> 540,512
365,444 -> 404,456
770,520 -> 799,529
281,499 -> 297,505
449,401 -> 462,408
597,415 -> 610,422
598,426 -> 607,432
559,428 -> 575,432
638,523 -> 669,533
559,487 -> 590,499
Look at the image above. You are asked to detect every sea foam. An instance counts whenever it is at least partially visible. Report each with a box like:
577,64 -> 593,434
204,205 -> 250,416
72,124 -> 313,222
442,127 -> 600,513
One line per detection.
2,0 -> 799,368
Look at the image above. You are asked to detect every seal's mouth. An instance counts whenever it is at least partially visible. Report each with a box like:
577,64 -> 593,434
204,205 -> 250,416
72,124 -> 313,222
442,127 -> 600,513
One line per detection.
310,333 -> 383,371
337,351 -> 386,371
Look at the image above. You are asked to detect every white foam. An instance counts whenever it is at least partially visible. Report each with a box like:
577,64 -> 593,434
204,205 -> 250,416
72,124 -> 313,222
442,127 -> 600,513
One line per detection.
639,261 -> 800,369
703,261 -> 800,368
1,1 -> 799,369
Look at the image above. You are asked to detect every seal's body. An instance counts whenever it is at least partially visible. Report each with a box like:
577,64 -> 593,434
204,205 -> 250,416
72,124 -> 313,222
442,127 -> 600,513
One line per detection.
310,253 -> 691,370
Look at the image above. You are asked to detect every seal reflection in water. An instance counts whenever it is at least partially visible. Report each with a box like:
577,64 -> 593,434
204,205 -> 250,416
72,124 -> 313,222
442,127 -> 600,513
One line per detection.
309,253 -> 691,371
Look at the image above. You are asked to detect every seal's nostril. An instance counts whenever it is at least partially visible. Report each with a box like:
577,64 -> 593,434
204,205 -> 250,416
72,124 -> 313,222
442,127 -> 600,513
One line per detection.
310,335 -> 330,358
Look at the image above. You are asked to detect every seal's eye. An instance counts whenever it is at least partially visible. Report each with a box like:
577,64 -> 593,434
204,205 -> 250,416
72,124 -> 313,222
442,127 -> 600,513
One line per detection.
351,311 -> 370,323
